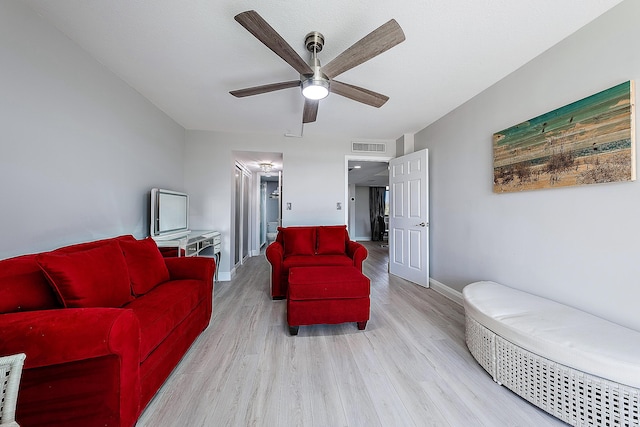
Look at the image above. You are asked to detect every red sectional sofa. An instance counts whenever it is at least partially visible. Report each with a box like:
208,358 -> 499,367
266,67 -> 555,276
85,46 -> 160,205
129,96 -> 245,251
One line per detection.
0,235 -> 215,427
265,225 -> 367,299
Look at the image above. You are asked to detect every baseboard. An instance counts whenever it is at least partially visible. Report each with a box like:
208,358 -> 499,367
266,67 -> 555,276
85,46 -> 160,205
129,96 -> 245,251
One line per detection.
429,278 -> 463,306
217,271 -> 232,282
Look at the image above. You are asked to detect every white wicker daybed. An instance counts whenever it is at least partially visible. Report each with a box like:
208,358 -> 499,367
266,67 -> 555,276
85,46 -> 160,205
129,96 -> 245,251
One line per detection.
0,353 -> 25,427
463,281 -> 640,427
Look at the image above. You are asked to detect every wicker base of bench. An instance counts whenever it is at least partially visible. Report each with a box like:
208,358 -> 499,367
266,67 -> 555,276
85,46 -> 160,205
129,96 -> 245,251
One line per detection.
466,315 -> 640,426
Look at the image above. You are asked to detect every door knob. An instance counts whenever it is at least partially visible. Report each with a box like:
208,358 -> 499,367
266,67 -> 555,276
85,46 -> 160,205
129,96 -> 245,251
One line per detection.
415,222 -> 426,227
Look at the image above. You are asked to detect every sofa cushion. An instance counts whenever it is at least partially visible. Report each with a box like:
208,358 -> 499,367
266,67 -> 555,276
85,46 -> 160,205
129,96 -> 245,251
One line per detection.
0,254 -> 60,314
316,225 -> 347,255
36,241 -> 133,308
50,234 -> 136,255
124,279 -> 208,360
119,237 -> 170,296
0,236 -> 136,314
282,227 -> 316,256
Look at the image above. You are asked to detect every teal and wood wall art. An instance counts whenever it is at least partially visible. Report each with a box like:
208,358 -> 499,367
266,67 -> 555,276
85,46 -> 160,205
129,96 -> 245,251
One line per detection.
493,81 -> 635,193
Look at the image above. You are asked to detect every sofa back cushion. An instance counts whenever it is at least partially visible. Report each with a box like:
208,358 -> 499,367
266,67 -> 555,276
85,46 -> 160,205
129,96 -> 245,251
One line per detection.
0,235 -> 137,314
37,241 -> 133,308
316,225 -> 348,255
0,254 -> 60,313
281,227 -> 317,256
50,234 -> 136,254
119,237 -> 170,296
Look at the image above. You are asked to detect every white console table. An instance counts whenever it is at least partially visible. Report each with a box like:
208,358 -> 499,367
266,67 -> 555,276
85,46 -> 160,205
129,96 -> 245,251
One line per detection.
154,230 -> 221,281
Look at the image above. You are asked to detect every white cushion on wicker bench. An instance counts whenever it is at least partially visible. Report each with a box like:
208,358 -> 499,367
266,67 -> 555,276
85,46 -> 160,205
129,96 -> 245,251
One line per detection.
463,281 -> 640,389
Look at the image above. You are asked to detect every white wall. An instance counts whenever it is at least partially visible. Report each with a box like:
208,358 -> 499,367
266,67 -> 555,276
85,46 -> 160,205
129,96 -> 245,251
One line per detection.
415,0 -> 640,331
0,2 -> 185,259
184,130 -> 393,279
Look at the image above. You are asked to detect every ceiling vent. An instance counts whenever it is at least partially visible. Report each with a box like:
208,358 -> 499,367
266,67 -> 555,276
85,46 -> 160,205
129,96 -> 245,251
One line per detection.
351,142 -> 386,153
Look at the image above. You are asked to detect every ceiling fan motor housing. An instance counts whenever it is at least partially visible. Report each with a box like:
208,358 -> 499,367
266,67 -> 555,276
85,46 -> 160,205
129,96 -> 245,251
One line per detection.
305,31 -> 325,53
303,31 -> 327,80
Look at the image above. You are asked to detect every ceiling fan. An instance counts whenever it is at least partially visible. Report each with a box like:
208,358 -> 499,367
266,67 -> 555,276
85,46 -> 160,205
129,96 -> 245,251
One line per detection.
230,10 -> 406,124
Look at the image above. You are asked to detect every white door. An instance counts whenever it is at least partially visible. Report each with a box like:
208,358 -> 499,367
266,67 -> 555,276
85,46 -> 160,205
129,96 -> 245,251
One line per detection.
388,149 -> 429,287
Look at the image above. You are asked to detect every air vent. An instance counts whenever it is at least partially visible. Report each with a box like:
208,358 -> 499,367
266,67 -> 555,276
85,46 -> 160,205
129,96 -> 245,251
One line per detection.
351,142 -> 386,153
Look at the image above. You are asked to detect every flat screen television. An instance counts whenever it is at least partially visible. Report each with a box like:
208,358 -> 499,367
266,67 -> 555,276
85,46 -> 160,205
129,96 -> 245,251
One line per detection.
150,188 -> 189,238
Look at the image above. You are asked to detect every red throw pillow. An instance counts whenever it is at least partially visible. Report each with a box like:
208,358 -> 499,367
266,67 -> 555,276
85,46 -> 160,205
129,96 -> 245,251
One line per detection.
316,225 -> 347,255
119,237 -> 170,296
283,227 -> 316,256
36,241 -> 133,308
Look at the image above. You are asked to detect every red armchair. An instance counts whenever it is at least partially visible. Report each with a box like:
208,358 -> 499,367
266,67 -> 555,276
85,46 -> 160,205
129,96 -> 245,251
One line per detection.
265,225 -> 367,299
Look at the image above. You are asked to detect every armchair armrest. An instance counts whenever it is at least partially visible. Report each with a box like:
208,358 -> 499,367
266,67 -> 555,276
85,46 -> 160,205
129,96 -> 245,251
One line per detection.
347,241 -> 368,270
164,256 -> 215,283
265,241 -> 283,264
265,242 -> 284,298
0,308 -> 139,369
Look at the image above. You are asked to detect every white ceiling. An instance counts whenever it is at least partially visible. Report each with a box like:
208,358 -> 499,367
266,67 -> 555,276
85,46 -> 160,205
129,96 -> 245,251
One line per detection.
349,161 -> 389,187
24,0 -> 623,140
235,151 -> 283,175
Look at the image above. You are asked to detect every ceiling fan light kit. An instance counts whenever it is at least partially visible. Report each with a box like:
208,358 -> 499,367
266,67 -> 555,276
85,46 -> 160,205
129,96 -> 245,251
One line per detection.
301,78 -> 329,100
231,10 -> 405,124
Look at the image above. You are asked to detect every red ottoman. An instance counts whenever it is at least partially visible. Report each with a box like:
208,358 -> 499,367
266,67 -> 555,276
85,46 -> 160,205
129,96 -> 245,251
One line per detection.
287,266 -> 370,335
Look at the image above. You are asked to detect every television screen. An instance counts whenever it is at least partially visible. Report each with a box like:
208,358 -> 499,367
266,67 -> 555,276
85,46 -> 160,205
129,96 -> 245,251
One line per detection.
151,188 -> 189,238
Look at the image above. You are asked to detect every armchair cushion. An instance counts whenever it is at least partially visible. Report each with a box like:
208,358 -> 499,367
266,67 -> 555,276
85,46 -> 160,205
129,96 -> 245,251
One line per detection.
36,241 -> 133,308
316,226 -> 347,255
282,227 -> 316,256
283,255 -> 353,269
120,237 -> 170,296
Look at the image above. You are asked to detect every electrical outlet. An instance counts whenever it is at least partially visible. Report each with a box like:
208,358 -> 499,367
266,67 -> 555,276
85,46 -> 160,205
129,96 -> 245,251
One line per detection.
336,202 -> 342,210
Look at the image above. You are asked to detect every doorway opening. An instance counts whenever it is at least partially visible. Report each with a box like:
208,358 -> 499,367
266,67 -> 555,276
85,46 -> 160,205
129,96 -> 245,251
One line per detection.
233,151 -> 283,270
261,171 -> 282,250
345,156 -> 391,242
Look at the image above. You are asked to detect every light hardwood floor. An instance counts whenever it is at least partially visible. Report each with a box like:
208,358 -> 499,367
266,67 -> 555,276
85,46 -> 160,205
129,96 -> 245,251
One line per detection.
137,242 -> 565,427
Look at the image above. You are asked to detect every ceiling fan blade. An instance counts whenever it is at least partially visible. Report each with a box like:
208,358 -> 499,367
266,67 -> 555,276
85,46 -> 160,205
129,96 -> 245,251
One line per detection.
322,19 -> 405,79
330,80 -> 389,108
230,80 -> 300,98
235,10 -> 313,76
302,98 -> 319,123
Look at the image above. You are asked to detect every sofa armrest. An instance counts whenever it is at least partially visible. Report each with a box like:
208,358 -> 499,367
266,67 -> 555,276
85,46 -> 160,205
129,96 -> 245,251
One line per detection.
164,256 -> 215,283
265,242 -> 284,298
0,308 -> 140,369
0,308 -> 141,426
347,241 -> 368,270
